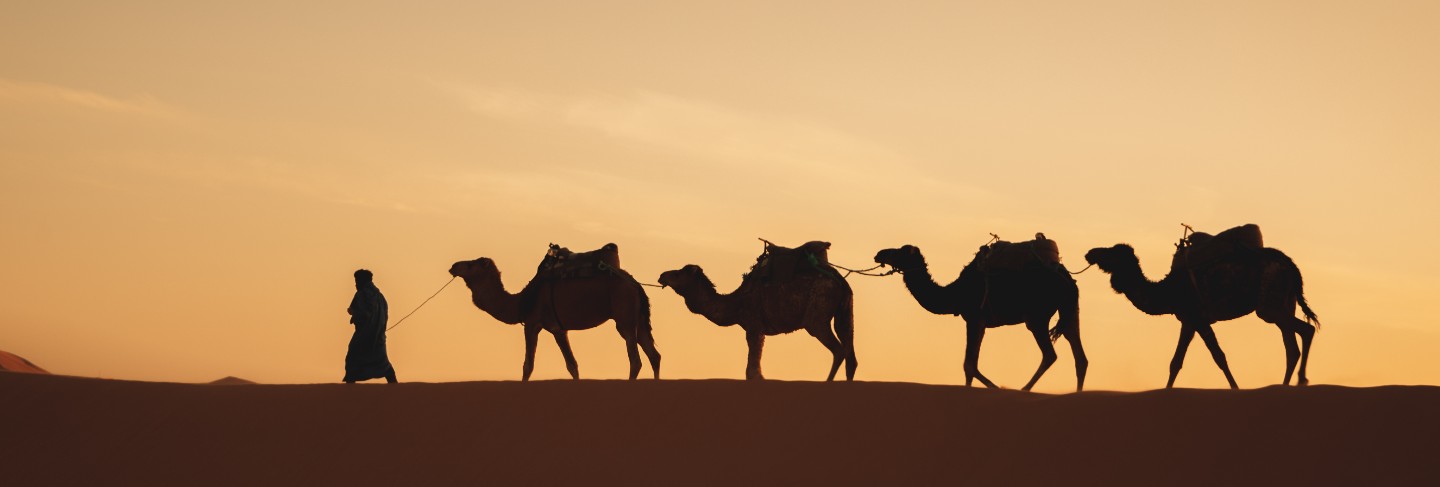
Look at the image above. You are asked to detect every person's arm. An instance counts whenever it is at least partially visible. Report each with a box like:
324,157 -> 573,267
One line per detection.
347,294 -> 363,323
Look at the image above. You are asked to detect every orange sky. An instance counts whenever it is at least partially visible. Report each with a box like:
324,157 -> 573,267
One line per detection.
2,1 -> 1437,391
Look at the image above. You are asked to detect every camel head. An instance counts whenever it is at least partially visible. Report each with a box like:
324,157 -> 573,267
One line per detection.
1084,245 -> 1140,274
448,257 -> 501,281
658,265 -> 716,294
873,245 -> 926,272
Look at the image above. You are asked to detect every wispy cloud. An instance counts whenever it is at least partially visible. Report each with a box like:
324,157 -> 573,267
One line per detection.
446,84 -> 893,172
120,154 -> 439,214
560,92 -> 900,176
0,78 -> 180,118
428,82 -> 1011,258
437,82 -> 989,199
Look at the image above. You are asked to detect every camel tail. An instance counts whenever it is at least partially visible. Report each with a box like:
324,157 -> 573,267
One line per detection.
834,293 -> 857,378
637,281 -> 654,334
834,294 -> 855,347
1292,265 -> 1320,329
1263,248 -> 1321,329
1049,278 -> 1079,343
1298,291 -> 1319,328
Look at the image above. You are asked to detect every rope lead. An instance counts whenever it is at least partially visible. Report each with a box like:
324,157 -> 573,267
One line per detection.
830,262 -> 898,278
386,276 -> 457,332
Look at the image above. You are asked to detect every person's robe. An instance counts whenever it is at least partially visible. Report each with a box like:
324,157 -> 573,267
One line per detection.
345,283 -> 393,382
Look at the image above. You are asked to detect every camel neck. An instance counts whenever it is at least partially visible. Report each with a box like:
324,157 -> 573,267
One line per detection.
463,274 -> 524,324
1108,263 -> 1177,316
900,264 -> 963,316
678,284 -> 739,327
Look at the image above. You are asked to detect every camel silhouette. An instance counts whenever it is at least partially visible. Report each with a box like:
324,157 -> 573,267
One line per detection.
1084,224 -> 1319,389
448,248 -> 660,381
658,241 -> 856,381
874,239 -> 1087,391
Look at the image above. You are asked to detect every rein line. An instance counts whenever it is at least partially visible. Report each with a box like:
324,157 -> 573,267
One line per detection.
830,262 -> 898,278
386,275 -> 457,332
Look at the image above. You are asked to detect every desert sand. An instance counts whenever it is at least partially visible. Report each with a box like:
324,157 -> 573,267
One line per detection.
1,372 -> 1436,486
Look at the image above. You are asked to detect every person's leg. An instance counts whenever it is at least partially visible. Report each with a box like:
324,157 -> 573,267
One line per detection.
385,366 -> 397,384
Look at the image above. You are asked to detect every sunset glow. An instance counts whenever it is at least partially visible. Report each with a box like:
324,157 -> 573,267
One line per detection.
3,1 -> 1438,391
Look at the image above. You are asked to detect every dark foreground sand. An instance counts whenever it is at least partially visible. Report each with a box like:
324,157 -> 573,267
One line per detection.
1,372 -> 1436,486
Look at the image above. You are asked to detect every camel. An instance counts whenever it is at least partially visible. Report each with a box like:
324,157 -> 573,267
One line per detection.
657,243 -> 856,381
873,240 -> 1087,391
448,251 -> 661,381
1084,225 -> 1319,389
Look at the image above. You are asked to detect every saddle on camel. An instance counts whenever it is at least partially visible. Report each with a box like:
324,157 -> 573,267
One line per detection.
744,239 -> 843,284
536,242 -> 626,279
1172,224 -> 1264,272
970,233 -> 1064,274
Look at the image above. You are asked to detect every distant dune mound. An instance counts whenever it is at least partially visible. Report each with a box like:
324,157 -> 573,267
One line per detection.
0,350 -> 48,374
208,376 -> 256,385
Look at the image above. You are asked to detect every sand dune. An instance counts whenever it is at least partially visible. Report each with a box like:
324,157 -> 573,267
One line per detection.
0,350 -> 48,374
1,373 -> 1436,486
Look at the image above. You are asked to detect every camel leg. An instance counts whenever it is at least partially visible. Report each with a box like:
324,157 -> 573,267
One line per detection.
1196,324 -> 1238,389
832,295 -> 857,381
806,325 -> 845,382
625,337 -> 642,380
1295,319 -> 1315,386
638,329 -> 662,379
1265,301 -> 1318,386
1280,328 -> 1300,386
522,325 -> 541,382
1061,327 -> 1089,392
964,324 -> 998,389
797,295 -> 846,382
745,330 -> 766,380
838,324 -> 857,382
552,330 -> 580,380
615,321 -> 643,380
1259,305 -> 1304,386
1167,327 -> 1196,388
1020,324 -> 1058,392
1258,266 -> 1315,386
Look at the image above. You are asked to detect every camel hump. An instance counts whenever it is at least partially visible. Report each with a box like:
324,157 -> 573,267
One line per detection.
1176,224 -> 1264,269
747,239 -> 839,284
1217,224 -> 1263,248
973,233 -> 1062,274
537,242 -> 624,279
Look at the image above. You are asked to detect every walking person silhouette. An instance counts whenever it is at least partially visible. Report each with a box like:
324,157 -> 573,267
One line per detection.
345,269 -> 397,384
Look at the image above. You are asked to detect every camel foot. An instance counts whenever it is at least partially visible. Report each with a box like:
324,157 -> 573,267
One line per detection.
1298,378 -> 1309,386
